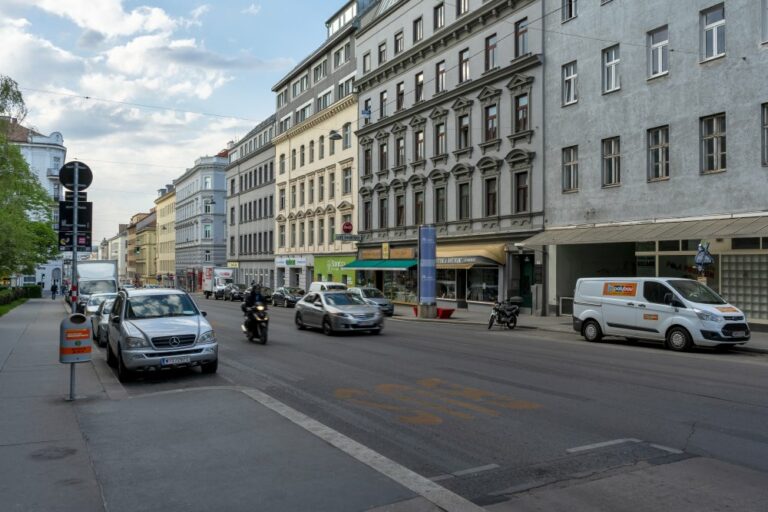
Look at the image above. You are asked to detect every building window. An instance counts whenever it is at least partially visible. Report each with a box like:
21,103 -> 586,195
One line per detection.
318,176 -> 324,201
291,149 -> 296,170
364,147 -> 372,175
203,176 -> 212,189
363,201 -> 372,230
329,216 -> 336,242
379,197 -> 388,228
484,105 -> 498,141
330,136 -> 336,156
515,172 -> 529,213
203,224 -> 212,239
434,3 -> 445,30
435,61 -> 446,93
414,130 -> 425,161
300,145 -> 306,167
562,0 -> 577,22
378,42 -> 387,64
363,99 -> 372,125
514,93 -> 529,132
413,17 -> 423,43
648,126 -> 670,180
299,182 -> 305,206
309,141 -> 315,163
308,179 -> 315,204
319,136 -> 325,159
562,146 -> 579,192
435,122 -> 446,155
362,53 -> 372,74
415,72 -> 424,102
602,45 -> 620,93
762,103 -> 768,166
602,136 -> 621,186
414,190 -> 424,225
485,34 -> 497,71
395,194 -> 406,226
342,168 -> 352,195
342,123 -> 352,149
394,31 -> 404,55
562,61 -> 578,105
313,60 -> 327,82
702,5 -> 725,60
308,220 -> 314,246
300,222 -> 305,246
204,250 -> 211,262
396,82 -> 405,111
435,187 -> 446,223
279,188 -> 286,210
484,177 -> 497,217
204,200 -> 212,214
458,115 -> 470,149
395,137 -> 405,166
380,90 -> 388,117
701,113 -> 726,173
279,154 -> 285,173
318,218 -> 325,244
458,182 -> 471,220
648,26 -> 669,77
459,49 -> 470,83
379,142 -> 389,170
515,18 -> 528,58
329,172 -> 336,199
456,0 -> 468,16
291,185 -> 296,208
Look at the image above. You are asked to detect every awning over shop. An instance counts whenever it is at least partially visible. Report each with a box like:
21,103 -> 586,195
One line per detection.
343,259 -> 417,271
519,216 -> 768,246
436,243 -> 506,269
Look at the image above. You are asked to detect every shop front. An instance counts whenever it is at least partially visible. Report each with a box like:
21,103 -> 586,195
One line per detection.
314,254 -> 357,286
345,244 -> 418,303
436,243 -> 506,309
275,255 -> 314,290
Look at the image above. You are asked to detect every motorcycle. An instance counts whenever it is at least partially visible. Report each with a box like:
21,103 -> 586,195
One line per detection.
241,302 -> 269,344
488,299 -> 520,330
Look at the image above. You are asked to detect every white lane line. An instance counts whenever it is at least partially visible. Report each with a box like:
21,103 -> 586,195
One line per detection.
452,464 -> 500,477
650,443 -> 684,454
429,474 -> 454,482
239,387 -> 484,512
566,438 -> 642,454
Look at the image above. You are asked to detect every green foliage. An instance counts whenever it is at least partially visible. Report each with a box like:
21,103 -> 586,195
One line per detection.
0,75 -> 59,279
0,286 -> 41,305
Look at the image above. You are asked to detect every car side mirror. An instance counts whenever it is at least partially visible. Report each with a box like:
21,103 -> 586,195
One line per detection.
111,316 -> 120,325
201,311 -> 207,317
314,301 -> 323,307
663,293 -> 673,305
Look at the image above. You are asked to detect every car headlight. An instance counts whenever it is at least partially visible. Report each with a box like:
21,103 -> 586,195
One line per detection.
199,330 -> 216,344
695,310 -> 723,323
125,336 -> 149,348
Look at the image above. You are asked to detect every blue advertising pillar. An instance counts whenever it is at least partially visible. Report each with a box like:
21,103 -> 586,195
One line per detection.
418,225 -> 437,318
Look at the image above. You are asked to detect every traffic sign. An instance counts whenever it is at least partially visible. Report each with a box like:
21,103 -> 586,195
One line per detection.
342,221 -> 354,234
58,232 -> 92,252
59,161 -> 93,191
59,201 -> 92,231
334,234 -> 362,242
64,191 -> 87,202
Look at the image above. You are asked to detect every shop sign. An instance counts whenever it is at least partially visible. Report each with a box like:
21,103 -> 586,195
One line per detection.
335,234 -> 363,242
227,261 -> 240,269
390,247 -> 415,259
360,248 -> 382,260
437,256 -> 481,265
275,256 -> 308,267
382,242 -> 390,260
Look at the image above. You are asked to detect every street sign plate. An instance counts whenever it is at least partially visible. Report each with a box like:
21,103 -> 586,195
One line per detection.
58,232 -> 92,252
334,234 -> 363,242
64,191 -> 87,202
59,161 -> 93,191
59,201 -> 93,231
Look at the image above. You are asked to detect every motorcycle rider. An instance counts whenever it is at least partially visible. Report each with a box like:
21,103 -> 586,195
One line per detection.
245,282 -> 265,308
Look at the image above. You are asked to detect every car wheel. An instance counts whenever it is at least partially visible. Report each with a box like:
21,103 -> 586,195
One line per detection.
106,341 -> 117,367
582,320 -> 603,342
666,326 -> 692,352
295,312 -> 306,330
117,347 -> 133,383
201,359 -> 218,374
322,318 -> 334,336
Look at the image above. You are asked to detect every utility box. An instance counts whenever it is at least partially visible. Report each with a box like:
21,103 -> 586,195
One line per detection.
60,313 -> 92,363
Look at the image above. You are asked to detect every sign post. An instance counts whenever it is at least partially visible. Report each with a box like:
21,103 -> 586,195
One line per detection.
418,225 -> 437,318
59,161 -> 92,313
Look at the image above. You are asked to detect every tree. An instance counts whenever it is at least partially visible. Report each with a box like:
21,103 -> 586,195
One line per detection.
0,75 -> 59,278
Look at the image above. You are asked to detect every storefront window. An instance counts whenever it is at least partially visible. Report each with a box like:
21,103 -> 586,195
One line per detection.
383,269 -> 417,303
659,255 -> 718,292
467,267 -> 499,302
437,269 -> 456,299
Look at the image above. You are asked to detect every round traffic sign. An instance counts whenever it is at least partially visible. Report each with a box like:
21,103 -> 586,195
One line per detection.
342,221 -> 353,234
59,161 -> 93,191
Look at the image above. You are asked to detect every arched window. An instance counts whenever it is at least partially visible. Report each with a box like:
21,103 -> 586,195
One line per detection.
309,141 -> 315,163
300,145 -> 306,166
319,136 -> 325,159
291,149 -> 296,170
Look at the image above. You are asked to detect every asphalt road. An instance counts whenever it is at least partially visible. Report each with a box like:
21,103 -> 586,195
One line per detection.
110,294 -> 768,507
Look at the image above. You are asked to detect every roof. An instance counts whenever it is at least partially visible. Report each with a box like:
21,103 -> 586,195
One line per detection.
124,288 -> 187,297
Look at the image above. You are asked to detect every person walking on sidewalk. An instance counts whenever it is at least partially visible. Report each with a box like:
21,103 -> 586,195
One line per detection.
50,282 -> 58,300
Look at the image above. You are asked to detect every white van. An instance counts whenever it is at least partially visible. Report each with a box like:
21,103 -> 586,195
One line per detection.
308,281 -> 348,293
573,277 -> 750,351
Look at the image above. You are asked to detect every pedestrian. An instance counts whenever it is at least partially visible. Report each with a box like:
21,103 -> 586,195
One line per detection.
50,281 -> 58,300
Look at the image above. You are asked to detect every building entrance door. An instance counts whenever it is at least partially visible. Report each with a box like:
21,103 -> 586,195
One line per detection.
521,258 -> 534,308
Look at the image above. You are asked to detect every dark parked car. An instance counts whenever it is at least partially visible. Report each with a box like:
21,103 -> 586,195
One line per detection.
272,287 -> 305,308
223,283 -> 246,301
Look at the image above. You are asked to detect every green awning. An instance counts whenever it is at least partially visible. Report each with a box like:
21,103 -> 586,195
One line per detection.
343,259 -> 418,271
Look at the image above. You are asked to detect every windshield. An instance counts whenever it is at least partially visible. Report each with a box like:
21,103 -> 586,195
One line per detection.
286,287 -> 304,295
87,295 -> 110,307
362,289 -> 385,298
80,280 -> 117,295
324,293 -> 367,306
668,280 -> 726,305
126,294 -> 199,319
101,300 -> 115,315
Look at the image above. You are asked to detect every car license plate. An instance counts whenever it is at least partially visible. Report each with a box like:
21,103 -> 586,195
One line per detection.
161,356 -> 191,366
359,323 -> 374,328
731,331 -> 745,338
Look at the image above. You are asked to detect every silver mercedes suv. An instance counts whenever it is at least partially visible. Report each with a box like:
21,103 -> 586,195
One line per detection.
106,289 -> 218,382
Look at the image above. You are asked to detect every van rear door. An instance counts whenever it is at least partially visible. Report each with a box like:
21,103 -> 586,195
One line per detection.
601,281 -> 640,335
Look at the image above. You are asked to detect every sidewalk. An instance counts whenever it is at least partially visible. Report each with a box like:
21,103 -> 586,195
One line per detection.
0,299 -> 462,512
392,305 -> 768,354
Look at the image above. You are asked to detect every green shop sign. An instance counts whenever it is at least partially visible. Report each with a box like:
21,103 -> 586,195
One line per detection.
314,255 -> 356,285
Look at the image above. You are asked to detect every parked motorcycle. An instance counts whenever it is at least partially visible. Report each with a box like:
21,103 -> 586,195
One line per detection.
488,299 -> 520,330
241,302 -> 269,344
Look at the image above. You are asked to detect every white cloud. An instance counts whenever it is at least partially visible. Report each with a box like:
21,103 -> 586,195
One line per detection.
1,17 -> 31,28
242,3 -> 262,15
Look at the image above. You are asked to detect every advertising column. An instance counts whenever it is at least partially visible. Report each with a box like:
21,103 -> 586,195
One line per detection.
418,225 -> 437,318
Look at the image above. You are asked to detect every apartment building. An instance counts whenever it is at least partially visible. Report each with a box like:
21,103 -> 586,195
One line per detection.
154,185 -> 176,287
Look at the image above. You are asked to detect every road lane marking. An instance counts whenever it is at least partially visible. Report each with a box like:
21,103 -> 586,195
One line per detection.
650,443 -> 685,454
451,464 -> 500,477
566,438 -> 642,454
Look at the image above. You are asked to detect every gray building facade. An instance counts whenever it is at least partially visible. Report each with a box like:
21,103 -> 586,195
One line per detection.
226,115 -> 277,288
174,154 -> 228,291
530,0 -> 768,323
354,0 -> 545,310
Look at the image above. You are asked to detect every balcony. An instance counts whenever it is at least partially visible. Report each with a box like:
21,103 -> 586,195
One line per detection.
46,168 -> 59,179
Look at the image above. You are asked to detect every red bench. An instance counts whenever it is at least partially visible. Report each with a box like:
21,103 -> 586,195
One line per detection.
412,306 -> 456,319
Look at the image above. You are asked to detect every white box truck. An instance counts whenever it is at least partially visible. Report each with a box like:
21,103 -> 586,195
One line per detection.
202,266 -> 235,299
75,260 -> 119,312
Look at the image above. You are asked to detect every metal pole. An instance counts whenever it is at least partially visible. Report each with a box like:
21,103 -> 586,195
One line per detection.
68,363 -> 75,401
71,162 -> 80,314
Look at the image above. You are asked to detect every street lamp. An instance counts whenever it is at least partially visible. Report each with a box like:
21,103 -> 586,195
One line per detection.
328,130 -> 343,141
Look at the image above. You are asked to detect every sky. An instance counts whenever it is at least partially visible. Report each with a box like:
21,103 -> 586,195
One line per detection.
0,0 -> 334,242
